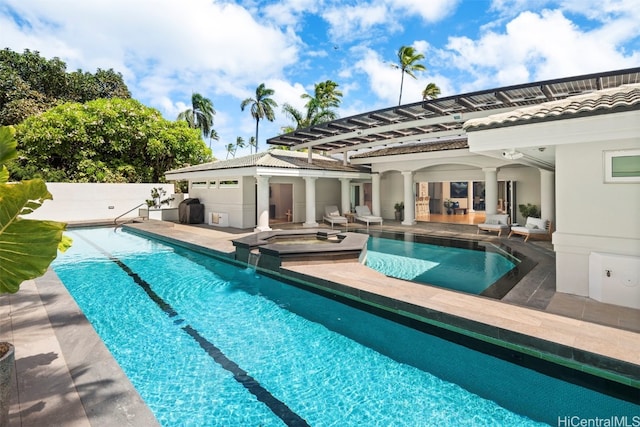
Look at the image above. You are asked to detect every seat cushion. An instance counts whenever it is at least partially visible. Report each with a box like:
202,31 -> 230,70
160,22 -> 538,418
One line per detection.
525,217 -> 547,230
483,214 -> 509,225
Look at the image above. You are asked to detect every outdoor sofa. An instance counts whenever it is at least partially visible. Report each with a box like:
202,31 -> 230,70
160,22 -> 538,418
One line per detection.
477,214 -> 511,236
508,217 -> 552,242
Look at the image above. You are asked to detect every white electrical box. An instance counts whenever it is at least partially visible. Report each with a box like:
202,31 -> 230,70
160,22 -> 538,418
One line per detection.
209,212 -> 229,227
589,252 -> 640,309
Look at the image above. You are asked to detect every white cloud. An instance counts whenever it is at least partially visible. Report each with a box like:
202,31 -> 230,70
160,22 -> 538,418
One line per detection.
262,0 -> 319,27
322,0 -> 460,43
389,0 -> 460,22
442,8 -> 640,91
2,0 -> 300,111
323,3 -> 396,41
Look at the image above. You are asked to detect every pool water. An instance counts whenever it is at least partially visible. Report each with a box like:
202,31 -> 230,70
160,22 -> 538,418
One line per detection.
52,228 -> 637,426
365,233 -> 517,294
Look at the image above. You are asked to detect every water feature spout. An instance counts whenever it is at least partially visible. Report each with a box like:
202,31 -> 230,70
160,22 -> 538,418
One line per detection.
247,252 -> 261,270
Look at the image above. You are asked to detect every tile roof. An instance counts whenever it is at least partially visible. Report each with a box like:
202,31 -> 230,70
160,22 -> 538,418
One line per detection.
166,149 -> 365,174
464,83 -> 640,131
350,138 -> 468,159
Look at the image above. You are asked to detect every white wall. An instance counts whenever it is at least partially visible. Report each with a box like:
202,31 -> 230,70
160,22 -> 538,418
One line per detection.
554,136 -> 640,307
313,178 -> 342,221
189,178 -> 248,228
25,183 -> 175,223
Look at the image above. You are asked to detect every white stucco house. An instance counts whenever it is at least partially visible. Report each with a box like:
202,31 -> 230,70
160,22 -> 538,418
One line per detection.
465,83 -> 640,310
165,67 -> 640,309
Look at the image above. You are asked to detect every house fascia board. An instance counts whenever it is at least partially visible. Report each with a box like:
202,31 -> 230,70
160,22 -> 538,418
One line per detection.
468,110 -> 640,152
255,166 -> 370,180
166,164 -> 370,181
165,166 -> 258,181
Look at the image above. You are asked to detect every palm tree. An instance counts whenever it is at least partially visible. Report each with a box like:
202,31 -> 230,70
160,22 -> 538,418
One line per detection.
393,46 -> 426,105
282,80 -> 343,130
235,136 -> 246,155
225,143 -> 235,159
303,80 -> 342,111
208,129 -> 220,150
248,136 -> 257,154
177,93 -> 216,139
240,83 -> 277,153
422,82 -> 441,100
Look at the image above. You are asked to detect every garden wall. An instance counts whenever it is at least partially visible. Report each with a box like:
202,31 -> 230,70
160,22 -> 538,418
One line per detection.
26,183 -> 176,223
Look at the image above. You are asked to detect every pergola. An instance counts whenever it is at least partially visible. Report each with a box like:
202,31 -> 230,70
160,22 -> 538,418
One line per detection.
267,67 -> 640,157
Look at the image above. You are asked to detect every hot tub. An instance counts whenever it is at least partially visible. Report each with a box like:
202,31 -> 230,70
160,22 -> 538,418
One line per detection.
232,229 -> 368,271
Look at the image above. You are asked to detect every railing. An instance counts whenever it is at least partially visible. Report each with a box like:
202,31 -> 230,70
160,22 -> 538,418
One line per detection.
113,203 -> 146,225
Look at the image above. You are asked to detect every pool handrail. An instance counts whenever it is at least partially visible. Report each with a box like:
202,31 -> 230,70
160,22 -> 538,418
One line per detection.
113,203 -> 146,225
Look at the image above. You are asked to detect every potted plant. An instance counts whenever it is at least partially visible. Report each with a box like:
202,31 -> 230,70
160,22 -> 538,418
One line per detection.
0,126 -> 70,425
394,202 -> 404,221
444,199 -> 453,215
145,187 -> 174,209
518,203 -> 540,219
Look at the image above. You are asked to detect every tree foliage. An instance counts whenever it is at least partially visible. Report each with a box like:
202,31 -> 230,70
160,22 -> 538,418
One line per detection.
11,98 -> 210,183
393,45 -> 426,105
241,83 -> 277,153
177,93 -> 216,140
0,48 -> 131,126
282,80 -> 343,130
422,82 -> 441,100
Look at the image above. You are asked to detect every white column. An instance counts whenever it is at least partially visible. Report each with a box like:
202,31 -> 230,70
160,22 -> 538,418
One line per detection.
255,175 -> 271,231
483,168 -> 498,215
340,178 -> 351,214
371,173 -> 381,217
469,181 -> 475,213
540,169 -> 555,225
401,171 -> 416,225
303,176 -> 318,227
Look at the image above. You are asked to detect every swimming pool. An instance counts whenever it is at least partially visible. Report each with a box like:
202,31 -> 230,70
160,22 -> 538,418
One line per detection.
363,230 -> 529,297
52,227 -> 638,426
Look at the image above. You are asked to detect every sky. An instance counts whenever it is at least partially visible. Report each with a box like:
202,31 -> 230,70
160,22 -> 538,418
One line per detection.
1,0 -> 639,160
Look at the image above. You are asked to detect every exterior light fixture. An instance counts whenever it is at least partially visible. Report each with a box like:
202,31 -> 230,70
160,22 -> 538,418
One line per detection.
502,150 -> 524,160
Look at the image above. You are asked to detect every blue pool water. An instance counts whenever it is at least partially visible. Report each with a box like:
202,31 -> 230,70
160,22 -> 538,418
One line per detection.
52,228 -> 637,426
365,233 -> 517,294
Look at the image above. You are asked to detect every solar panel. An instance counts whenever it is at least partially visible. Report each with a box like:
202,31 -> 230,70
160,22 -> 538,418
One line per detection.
266,67 -> 640,152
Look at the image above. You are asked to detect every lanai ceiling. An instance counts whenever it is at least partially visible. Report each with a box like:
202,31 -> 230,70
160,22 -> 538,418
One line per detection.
267,67 -> 640,155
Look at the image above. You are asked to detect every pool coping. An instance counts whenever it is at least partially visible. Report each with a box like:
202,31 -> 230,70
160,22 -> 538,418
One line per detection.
232,228 -> 369,268
275,265 -> 640,397
3,273 -> 160,427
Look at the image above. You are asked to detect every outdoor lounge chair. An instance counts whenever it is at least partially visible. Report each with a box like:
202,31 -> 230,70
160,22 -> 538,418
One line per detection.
323,205 -> 348,229
354,205 -> 383,230
477,213 -> 511,237
508,217 -> 552,242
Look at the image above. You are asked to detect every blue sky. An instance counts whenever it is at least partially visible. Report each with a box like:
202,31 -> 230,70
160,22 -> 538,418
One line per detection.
1,0 -> 639,160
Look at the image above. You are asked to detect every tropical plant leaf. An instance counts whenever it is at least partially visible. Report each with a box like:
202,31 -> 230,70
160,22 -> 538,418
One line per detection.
0,166 -> 8,184
0,126 -> 17,167
0,179 -> 67,293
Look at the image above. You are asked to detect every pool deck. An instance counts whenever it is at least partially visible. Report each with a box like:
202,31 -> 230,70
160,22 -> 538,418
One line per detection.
2,219 -> 639,425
